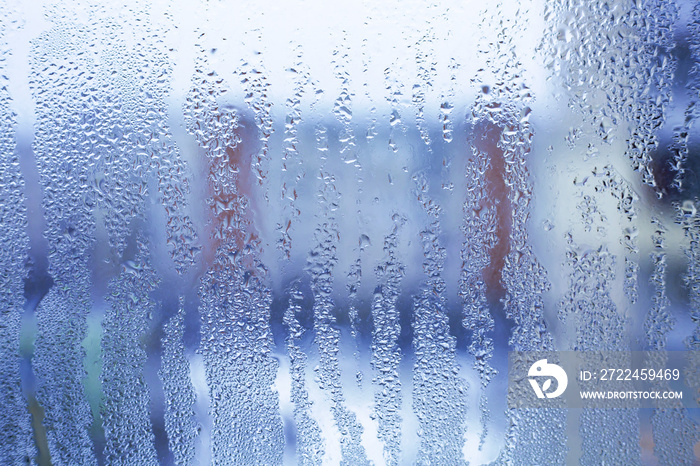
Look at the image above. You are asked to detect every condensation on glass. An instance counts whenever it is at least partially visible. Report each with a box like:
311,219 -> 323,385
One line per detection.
0,0 -> 699,464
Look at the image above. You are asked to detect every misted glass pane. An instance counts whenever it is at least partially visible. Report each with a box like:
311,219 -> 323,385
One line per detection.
1,0 -> 699,464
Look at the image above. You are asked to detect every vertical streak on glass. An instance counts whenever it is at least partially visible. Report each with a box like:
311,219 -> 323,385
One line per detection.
184,51 -> 226,463
276,33 -> 323,465
101,237 -> 159,465
145,6 -> 201,276
647,218 -> 674,350
461,126 -> 496,450
278,39 -> 306,259
371,16 -> 417,462
29,9 -> 98,464
345,258 -> 365,398
411,12 -> 436,149
331,32 -> 369,409
308,123 -> 369,464
197,154 -> 284,464
439,57 -> 457,144
645,217 -> 697,464
157,11 -> 213,458
495,114 -> 565,463
669,0 -> 695,196
411,172 -> 467,463
469,0 -> 565,462
230,25 -> 286,462
679,202 -> 700,432
385,65 -> 404,155
614,171 -> 642,462
284,282 -> 324,464
624,1 -> 677,192
681,3 -> 700,193
332,31 -> 356,166
0,3 -> 36,462
159,298 -> 198,465
617,172 -> 640,309
358,4 -> 377,148
186,50 -> 283,462
331,32 -> 357,348
240,14 -> 274,198
371,216 -> 404,466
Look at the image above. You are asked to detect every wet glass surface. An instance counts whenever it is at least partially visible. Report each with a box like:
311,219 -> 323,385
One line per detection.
1,0 -> 699,464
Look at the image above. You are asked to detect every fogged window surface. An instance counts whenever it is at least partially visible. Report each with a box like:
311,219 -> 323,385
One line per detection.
1,0 -> 699,464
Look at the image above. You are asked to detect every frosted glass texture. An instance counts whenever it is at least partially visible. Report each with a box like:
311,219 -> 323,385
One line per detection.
1,0 -> 699,464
